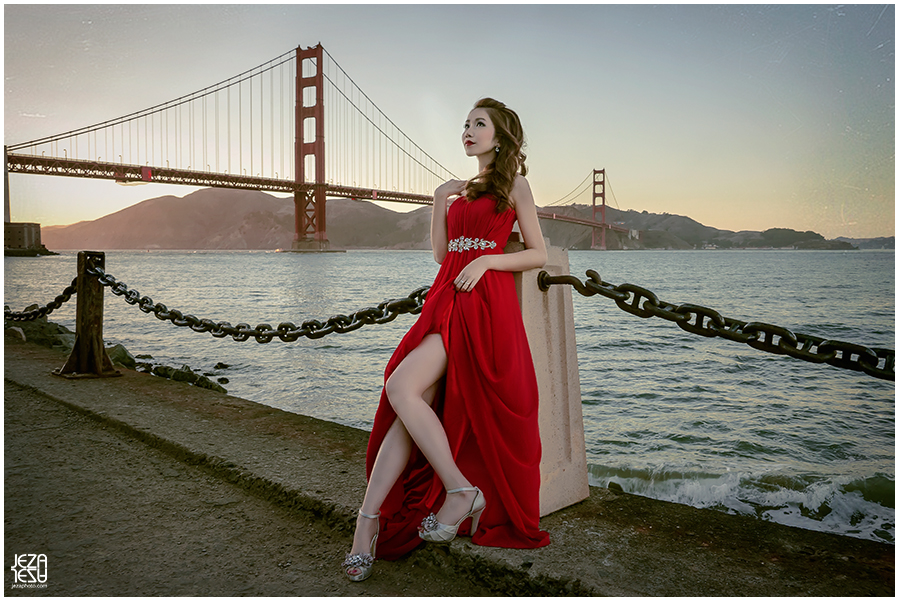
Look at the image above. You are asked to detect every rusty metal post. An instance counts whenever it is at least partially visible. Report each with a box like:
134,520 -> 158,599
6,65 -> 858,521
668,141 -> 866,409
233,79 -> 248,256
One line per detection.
54,251 -> 120,378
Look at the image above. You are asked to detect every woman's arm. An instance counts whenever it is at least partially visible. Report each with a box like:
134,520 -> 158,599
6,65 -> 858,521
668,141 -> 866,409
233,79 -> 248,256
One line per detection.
452,176 -> 548,292
489,176 -> 548,272
432,179 -> 467,264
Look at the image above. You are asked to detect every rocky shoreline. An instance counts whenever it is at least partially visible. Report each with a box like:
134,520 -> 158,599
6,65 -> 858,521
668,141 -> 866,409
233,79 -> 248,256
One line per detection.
3,311 -> 228,393
4,245 -> 59,257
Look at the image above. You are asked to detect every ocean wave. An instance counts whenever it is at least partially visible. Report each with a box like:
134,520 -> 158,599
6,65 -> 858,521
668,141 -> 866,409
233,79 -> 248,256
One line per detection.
588,464 -> 895,544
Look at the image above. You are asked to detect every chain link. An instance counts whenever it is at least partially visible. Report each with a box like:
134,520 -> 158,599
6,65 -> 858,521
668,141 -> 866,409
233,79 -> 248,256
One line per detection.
4,278 -> 78,322
538,270 -> 894,381
86,266 -> 430,343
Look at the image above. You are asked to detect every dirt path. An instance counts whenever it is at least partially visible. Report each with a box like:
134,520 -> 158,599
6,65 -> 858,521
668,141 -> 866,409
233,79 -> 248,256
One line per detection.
4,380 -> 495,596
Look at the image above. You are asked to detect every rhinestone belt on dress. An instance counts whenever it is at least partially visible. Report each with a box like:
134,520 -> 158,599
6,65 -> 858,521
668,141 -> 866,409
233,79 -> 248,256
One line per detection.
447,236 -> 497,252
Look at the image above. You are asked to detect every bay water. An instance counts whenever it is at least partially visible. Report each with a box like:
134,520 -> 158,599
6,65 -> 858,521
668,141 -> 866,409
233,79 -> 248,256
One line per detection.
5,249 -> 894,544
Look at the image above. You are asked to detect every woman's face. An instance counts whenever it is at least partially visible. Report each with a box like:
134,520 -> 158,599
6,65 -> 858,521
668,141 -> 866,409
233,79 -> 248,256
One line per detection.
462,108 -> 498,159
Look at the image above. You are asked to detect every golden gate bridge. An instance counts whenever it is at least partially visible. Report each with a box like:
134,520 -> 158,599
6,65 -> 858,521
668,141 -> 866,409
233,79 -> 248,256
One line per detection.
5,44 -> 629,251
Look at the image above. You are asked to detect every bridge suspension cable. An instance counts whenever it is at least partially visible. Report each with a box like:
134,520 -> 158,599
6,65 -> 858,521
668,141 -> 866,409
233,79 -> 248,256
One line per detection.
606,175 -> 621,210
8,43 -> 617,212
8,44 -> 456,200
8,49 -> 298,182
545,171 -> 621,211
320,47 -> 457,195
546,171 -> 593,207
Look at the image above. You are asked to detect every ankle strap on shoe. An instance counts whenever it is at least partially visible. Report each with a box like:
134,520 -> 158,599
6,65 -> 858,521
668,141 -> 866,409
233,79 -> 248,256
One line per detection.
358,509 -> 381,520
446,486 -> 479,495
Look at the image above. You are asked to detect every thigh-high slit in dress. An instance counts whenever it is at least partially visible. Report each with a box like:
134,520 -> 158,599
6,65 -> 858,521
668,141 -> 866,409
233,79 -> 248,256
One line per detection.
366,195 -> 550,560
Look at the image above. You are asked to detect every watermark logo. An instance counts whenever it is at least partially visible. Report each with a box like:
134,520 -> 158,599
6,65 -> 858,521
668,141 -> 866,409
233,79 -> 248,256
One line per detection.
10,554 -> 48,589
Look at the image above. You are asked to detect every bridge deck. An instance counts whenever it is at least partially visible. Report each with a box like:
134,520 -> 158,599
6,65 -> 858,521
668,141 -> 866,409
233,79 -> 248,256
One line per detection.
7,152 -> 623,231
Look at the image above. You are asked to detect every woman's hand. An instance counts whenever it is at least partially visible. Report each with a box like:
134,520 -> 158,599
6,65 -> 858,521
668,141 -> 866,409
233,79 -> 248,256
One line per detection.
453,256 -> 492,292
434,179 -> 467,204
432,179 -> 468,265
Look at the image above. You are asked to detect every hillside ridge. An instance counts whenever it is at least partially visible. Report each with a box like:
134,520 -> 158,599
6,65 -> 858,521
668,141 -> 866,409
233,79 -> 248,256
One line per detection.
40,188 -> 877,251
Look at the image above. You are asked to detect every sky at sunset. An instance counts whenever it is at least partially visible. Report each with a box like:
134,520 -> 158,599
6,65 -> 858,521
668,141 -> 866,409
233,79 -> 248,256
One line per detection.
4,4 -> 895,239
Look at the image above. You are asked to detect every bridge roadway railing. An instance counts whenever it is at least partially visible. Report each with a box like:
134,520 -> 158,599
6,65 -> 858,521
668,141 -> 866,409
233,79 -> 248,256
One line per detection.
7,155 -> 624,224
6,153 -> 435,204
4,250 -> 894,382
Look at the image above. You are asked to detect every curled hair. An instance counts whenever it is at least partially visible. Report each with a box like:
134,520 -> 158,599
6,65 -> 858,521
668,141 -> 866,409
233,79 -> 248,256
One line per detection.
465,98 -> 527,212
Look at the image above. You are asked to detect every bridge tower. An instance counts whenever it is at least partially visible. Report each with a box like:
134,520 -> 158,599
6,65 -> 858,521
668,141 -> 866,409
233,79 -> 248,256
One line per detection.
4,146 -> 10,223
591,169 -> 606,250
292,44 -> 330,251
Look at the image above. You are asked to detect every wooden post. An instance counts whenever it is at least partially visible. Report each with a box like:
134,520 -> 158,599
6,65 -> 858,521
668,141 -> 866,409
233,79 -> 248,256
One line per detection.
54,251 -> 120,378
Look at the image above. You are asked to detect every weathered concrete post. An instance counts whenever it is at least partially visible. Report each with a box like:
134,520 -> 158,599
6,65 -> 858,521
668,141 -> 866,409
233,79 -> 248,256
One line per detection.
54,251 -> 121,379
505,235 -> 590,516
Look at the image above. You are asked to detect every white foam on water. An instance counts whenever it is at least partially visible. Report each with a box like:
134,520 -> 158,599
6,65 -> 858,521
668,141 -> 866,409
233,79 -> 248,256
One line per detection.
590,465 -> 895,543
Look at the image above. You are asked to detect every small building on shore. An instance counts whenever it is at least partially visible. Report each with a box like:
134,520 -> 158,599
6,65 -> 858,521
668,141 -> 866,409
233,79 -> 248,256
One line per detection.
4,222 -> 56,256
4,147 -> 55,256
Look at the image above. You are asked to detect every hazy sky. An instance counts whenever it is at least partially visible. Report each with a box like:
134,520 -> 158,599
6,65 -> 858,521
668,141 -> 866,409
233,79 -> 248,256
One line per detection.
4,4 -> 895,239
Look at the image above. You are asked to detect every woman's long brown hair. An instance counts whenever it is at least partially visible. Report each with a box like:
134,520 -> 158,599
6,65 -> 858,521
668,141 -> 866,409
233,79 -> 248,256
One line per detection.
464,98 -> 527,212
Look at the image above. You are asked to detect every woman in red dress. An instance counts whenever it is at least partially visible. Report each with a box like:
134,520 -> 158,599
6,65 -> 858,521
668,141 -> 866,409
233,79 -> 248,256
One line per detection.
343,98 -> 550,582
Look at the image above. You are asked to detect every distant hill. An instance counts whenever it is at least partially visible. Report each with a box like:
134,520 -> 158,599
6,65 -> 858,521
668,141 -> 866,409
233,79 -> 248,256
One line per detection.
537,205 -> 857,250
43,189 -> 294,250
42,188 -> 433,251
41,188 -> 861,251
835,236 -> 895,250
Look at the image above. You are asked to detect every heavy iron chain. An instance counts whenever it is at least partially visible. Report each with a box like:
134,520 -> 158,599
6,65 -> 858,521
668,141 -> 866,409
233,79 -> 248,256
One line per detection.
87,266 -> 430,342
538,269 -> 895,382
4,278 -> 78,322
5,266 -> 893,381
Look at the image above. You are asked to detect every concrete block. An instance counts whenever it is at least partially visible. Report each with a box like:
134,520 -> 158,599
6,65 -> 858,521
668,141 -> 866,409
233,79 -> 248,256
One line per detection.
505,236 -> 590,516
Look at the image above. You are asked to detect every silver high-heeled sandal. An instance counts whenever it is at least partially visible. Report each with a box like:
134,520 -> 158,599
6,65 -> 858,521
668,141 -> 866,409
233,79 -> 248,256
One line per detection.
419,486 -> 485,543
342,510 -> 380,582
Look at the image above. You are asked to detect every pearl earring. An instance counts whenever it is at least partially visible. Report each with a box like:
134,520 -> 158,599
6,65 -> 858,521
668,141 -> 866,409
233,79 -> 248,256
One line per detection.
494,146 -> 500,153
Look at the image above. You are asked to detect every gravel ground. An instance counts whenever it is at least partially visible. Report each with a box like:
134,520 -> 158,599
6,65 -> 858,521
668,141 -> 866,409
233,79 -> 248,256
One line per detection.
4,380 -> 496,596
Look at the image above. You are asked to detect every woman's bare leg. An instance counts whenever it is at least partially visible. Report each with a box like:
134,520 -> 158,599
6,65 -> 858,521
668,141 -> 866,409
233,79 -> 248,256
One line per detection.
349,334 -> 475,558
349,395 -> 430,556
349,335 -> 444,557
384,335 -> 478,526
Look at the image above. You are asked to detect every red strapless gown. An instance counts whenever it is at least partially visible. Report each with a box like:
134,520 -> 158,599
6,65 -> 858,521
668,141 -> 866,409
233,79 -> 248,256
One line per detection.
366,195 -> 550,560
